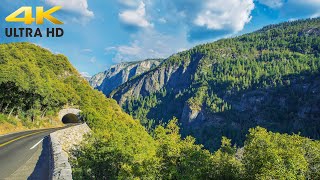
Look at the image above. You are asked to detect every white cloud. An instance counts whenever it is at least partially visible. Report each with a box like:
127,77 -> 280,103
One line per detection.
119,1 -> 153,28
288,0 -> 320,10
286,0 -> 320,7
118,45 -> 141,56
118,0 -> 141,7
112,0 -> 256,62
194,0 -> 254,32
46,0 -> 94,18
158,18 -> 167,23
82,49 -> 93,53
257,0 -> 283,8
283,0 -> 320,19
143,0 -> 255,40
106,29 -> 190,62
89,57 -> 96,63
106,42 -> 142,62
105,47 -> 116,52
257,0 -> 320,18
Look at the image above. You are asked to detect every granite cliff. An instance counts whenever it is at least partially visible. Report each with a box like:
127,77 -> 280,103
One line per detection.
90,59 -> 162,95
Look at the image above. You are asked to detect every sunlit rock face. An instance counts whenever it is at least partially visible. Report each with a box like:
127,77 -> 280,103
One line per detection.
89,59 -> 162,96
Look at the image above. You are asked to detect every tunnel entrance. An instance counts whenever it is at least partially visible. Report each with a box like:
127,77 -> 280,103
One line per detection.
62,113 -> 80,124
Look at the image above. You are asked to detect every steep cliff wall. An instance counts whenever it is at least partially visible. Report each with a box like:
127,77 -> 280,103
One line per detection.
90,59 -> 162,95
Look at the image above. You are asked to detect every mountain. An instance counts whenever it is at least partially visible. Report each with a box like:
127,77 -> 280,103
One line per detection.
111,18 -> 320,150
90,59 -> 162,95
2,41 -> 320,179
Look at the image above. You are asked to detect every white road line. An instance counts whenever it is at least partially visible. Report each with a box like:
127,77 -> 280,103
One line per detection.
30,139 -> 43,150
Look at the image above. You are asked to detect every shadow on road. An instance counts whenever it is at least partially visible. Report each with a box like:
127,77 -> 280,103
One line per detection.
28,136 -> 50,180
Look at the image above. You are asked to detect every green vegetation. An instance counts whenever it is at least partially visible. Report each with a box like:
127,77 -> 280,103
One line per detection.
117,18 -> 320,150
1,18 -> 320,179
0,42 -> 157,177
0,43 -> 79,124
73,118 -> 320,179
243,127 -> 320,179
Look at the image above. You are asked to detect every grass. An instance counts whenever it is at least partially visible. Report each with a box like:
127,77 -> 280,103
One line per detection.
0,113 -> 64,135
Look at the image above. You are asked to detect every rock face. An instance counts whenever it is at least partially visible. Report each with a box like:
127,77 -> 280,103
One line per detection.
111,57 -> 197,104
49,124 -> 91,180
90,59 -> 162,95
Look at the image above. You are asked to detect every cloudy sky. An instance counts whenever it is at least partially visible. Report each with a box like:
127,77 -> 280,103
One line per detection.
0,0 -> 319,76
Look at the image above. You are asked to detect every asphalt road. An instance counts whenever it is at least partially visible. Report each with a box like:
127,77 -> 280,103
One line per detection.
0,126 -> 73,179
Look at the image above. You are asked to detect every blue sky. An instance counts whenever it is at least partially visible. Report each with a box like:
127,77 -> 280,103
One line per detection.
0,0 -> 319,77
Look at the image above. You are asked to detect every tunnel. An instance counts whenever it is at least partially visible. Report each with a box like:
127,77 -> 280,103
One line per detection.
62,113 -> 81,124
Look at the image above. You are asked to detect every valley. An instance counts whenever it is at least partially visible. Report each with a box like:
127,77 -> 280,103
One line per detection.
0,18 -> 320,179
92,18 -> 320,150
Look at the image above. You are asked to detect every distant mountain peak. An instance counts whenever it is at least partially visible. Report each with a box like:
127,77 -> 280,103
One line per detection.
89,59 -> 162,95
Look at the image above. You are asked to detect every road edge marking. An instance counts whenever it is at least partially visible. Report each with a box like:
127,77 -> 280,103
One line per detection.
0,130 -> 47,148
30,138 -> 44,150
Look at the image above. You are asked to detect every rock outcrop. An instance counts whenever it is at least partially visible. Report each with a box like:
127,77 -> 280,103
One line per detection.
111,55 -> 200,105
90,59 -> 162,95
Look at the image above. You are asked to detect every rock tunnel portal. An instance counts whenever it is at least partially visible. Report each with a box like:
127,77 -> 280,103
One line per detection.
58,108 -> 82,124
62,113 -> 81,124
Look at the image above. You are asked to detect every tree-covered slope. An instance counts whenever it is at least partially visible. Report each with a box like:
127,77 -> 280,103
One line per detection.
0,42 -> 158,177
0,43 -> 79,118
111,18 -> 320,150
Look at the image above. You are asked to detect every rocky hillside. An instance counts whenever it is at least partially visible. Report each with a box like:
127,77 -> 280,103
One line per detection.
111,18 -> 320,150
90,59 -> 162,95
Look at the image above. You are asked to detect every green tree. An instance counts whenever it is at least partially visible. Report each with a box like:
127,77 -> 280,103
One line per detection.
243,127 -> 308,179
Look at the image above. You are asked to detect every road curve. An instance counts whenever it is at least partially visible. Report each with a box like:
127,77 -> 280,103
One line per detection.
0,126 -> 73,179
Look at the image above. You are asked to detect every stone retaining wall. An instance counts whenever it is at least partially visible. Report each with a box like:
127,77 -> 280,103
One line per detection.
49,124 -> 91,180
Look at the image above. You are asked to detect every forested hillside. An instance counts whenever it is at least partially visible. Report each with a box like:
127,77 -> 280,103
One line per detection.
111,18 -> 320,150
0,42 -> 157,177
1,42 -> 320,179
